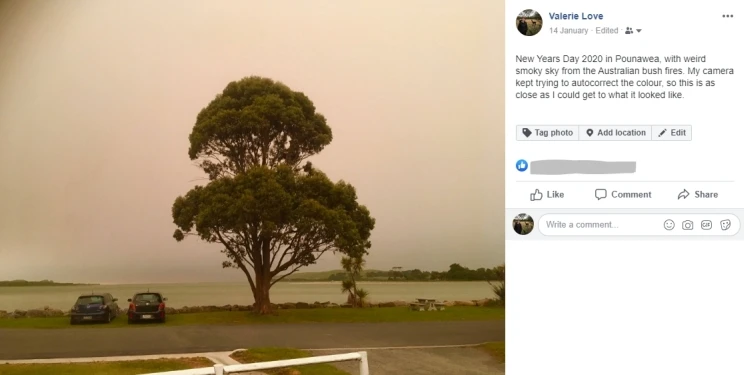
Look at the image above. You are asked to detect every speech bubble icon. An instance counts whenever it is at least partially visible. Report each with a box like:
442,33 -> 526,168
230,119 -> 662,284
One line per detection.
595,188 -> 607,200
586,128 -> 594,137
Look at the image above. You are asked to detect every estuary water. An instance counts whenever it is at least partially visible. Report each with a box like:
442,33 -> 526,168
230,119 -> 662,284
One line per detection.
0,281 -> 493,311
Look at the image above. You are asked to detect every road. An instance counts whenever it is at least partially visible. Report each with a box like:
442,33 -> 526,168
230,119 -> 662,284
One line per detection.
0,321 -> 503,360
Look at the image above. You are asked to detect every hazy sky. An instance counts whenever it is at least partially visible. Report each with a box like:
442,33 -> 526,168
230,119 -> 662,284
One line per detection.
0,0 -> 503,283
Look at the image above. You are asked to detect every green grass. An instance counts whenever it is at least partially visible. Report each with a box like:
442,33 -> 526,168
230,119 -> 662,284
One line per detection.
0,306 -> 504,329
479,341 -> 505,363
231,348 -> 349,375
0,357 -> 214,375
0,280 -> 97,287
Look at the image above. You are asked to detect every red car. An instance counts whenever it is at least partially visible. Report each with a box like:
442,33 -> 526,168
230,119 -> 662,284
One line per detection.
127,292 -> 167,324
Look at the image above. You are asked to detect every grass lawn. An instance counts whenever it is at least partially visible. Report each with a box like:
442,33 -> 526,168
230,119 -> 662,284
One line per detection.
231,348 -> 349,375
0,306 -> 504,329
479,341 -> 505,363
0,357 -> 214,375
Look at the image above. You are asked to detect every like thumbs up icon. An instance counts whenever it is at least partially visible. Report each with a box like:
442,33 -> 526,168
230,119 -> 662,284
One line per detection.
530,189 -> 543,201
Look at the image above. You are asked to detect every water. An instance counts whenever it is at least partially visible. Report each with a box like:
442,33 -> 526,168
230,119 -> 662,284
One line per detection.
0,281 -> 493,311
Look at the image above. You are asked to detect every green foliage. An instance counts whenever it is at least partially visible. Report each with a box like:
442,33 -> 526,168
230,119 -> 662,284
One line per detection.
0,358 -> 215,375
231,348 -> 351,375
188,76 -> 333,179
487,264 -> 505,305
323,264 -> 504,282
0,280 -> 97,287
0,307 -> 504,329
172,165 -> 374,269
355,288 -> 370,307
171,76 -> 374,314
340,256 -> 368,307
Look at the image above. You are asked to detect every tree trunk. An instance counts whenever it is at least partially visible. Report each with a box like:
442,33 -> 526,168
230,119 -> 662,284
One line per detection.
253,276 -> 272,314
250,237 -> 274,315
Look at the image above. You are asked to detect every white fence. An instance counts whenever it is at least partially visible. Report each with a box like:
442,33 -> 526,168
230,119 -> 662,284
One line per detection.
141,351 -> 369,375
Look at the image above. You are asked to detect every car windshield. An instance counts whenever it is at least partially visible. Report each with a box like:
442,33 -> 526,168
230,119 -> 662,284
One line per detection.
134,293 -> 161,303
76,296 -> 104,304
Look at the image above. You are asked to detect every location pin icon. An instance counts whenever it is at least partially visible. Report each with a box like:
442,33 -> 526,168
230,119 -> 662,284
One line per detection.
586,128 -> 594,137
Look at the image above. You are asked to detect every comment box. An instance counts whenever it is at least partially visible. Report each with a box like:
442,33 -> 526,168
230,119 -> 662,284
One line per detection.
538,214 -> 740,236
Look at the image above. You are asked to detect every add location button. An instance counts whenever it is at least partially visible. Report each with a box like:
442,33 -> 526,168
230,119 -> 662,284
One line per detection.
579,126 -> 651,141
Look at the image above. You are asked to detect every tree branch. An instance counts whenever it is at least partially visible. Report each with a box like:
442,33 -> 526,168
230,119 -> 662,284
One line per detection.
270,264 -> 304,286
268,226 -> 293,267
216,231 -> 255,281
222,230 -> 254,268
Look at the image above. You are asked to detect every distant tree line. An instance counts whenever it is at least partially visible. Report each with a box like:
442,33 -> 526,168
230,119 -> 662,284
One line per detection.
327,263 -> 503,282
0,280 -> 97,287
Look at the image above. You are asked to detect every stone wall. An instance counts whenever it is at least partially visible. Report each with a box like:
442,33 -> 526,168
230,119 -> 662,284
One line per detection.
0,298 -> 497,319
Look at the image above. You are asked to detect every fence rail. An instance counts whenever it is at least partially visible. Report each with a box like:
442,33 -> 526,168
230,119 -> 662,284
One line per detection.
141,351 -> 369,375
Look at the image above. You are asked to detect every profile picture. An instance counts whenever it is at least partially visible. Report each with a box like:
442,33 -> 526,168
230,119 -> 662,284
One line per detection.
516,9 -> 543,36
513,213 -> 534,235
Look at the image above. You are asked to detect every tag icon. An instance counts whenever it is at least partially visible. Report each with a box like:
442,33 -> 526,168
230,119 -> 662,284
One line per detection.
522,128 -> 532,138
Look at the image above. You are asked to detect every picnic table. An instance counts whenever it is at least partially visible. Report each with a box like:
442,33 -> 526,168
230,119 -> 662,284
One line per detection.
409,298 -> 446,311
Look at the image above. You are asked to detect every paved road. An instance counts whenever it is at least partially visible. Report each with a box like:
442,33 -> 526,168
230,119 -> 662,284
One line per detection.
0,321 -> 503,360
311,347 -> 504,375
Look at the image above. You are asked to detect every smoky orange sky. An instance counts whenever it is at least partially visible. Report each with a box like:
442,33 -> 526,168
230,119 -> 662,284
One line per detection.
0,0 -> 504,283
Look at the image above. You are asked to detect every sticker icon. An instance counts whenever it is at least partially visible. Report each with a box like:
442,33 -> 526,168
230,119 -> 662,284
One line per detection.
721,219 -> 731,231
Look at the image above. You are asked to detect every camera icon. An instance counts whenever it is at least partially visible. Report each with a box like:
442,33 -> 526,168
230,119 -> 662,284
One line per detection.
701,220 -> 712,230
682,220 -> 693,230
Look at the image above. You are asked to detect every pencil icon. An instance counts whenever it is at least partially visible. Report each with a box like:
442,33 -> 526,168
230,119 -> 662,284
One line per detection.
658,129 -> 667,137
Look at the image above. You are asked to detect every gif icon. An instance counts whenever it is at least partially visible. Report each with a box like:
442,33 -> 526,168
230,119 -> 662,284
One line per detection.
701,220 -> 712,230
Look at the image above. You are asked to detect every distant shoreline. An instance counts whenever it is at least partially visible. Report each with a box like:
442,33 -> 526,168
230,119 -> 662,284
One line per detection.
279,279 -> 483,283
0,280 -> 99,287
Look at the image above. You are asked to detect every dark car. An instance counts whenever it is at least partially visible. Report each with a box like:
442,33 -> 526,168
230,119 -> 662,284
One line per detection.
127,292 -> 167,324
70,293 -> 119,324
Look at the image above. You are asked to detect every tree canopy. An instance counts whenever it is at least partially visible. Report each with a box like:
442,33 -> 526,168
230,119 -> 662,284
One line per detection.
171,76 -> 374,314
173,165 -> 374,280
188,77 -> 333,179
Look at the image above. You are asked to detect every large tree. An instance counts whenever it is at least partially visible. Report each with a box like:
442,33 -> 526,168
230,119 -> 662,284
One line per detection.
171,76 -> 375,314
